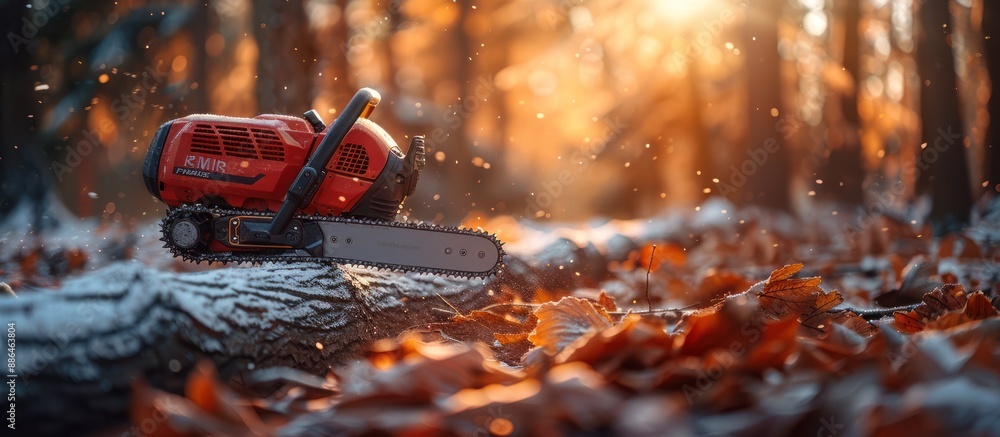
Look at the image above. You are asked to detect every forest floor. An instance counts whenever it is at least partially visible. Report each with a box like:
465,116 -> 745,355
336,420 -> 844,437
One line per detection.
2,198 -> 1000,436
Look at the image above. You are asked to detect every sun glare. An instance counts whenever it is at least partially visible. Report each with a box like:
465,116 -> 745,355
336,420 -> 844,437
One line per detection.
649,0 -> 716,24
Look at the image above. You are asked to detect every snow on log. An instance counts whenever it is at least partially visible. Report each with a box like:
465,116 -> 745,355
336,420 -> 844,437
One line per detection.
3,225 -> 643,434
5,263 -> 501,432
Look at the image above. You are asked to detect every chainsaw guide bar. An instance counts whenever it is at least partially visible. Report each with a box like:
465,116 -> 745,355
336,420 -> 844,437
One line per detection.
160,204 -> 505,279
146,88 -> 505,278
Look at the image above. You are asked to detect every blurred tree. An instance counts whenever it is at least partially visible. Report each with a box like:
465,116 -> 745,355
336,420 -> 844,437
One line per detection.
309,0 -> 350,117
984,0 -> 1000,195
741,0 -> 792,210
254,0 -> 316,114
916,0 -> 972,235
443,0 -> 479,207
816,0 -> 864,205
0,0 -> 190,223
188,3 -> 211,114
0,1 -> 52,228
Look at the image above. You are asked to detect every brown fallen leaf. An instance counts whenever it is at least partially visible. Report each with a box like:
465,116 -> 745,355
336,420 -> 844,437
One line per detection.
756,263 -> 826,318
678,294 -> 760,357
528,297 -> 614,356
336,336 -> 523,399
829,310 -> 879,338
800,289 -> 846,332
443,362 -> 623,432
424,309 -> 538,364
893,311 -> 926,334
923,291 -> 998,331
963,291 -> 999,319
555,315 -> 675,374
597,290 -> 618,312
893,284 -> 970,333
742,315 -> 800,372
130,361 -> 271,437
697,269 -> 755,304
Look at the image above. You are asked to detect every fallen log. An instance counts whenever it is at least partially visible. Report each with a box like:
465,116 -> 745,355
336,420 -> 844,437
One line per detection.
3,228 -> 620,435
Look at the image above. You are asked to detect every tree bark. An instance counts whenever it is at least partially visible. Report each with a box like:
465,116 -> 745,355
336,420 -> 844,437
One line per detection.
916,0 -> 973,235
5,265 -> 479,434
741,0 -> 792,210
817,0 -> 865,205
983,0 -> 1000,195
0,2 -> 52,228
253,0 -> 316,114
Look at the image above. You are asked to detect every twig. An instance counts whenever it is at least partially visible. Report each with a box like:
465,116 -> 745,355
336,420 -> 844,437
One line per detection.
479,302 -> 543,312
478,301 -> 698,317
645,244 -> 656,312
435,293 -> 462,316
833,303 -> 921,321
608,303 -> 699,317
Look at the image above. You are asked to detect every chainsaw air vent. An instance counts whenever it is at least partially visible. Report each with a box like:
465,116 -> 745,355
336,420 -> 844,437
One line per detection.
189,123 -> 286,162
190,125 -> 223,156
251,128 -> 285,161
333,142 -> 370,177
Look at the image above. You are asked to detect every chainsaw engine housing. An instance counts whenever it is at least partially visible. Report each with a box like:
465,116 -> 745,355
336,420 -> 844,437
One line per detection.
143,113 -> 423,221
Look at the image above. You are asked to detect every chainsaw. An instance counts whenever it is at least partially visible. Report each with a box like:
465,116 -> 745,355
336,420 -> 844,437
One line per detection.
141,88 -> 504,278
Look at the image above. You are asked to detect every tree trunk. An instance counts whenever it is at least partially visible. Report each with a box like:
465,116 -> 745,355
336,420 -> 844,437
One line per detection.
0,2 -> 52,228
5,229 -> 627,435
741,0 -> 792,210
441,0 -> 484,222
983,0 -> 1000,195
916,0 -> 972,235
817,0 -> 865,205
253,0 -> 316,114
310,0 -> 351,116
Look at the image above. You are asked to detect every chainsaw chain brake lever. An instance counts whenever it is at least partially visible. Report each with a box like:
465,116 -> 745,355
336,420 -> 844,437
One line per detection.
303,109 -> 327,133
267,88 -> 382,237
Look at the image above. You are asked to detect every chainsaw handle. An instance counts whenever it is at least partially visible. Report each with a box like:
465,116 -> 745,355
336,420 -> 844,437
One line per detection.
308,87 -> 380,169
269,88 -> 381,235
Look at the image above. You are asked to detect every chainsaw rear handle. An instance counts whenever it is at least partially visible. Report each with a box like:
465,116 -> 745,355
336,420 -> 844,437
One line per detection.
268,88 -> 381,235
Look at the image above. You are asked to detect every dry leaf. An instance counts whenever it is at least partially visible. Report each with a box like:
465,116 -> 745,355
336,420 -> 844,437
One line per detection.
697,270 -> 755,303
963,291 -> 998,319
597,290 -> 618,312
529,297 -> 614,355
757,263 -> 826,318
424,309 -> 537,364
893,284 -> 972,332
800,289 -> 846,332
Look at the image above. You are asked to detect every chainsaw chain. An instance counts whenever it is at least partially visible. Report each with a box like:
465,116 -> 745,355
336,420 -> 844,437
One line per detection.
160,204 -> 505,279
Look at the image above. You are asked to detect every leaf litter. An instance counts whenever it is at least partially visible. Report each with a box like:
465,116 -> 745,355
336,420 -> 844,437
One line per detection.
13,206 -> 996,436
130,260 -> 1000,436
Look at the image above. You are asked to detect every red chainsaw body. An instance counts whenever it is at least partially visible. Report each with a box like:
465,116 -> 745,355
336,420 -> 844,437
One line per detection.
148,114 -> 398,216
143,88 -> 431,260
